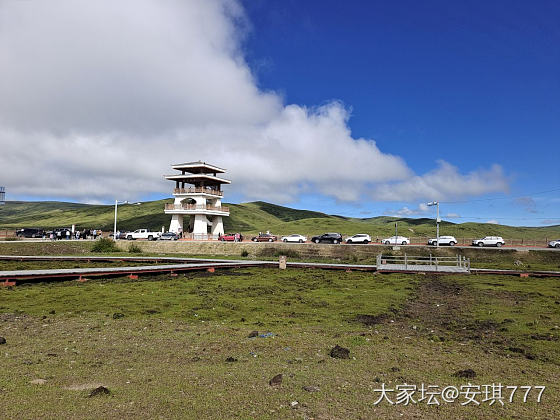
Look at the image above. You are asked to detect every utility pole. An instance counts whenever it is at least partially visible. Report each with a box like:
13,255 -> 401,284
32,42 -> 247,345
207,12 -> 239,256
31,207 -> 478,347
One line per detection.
427,201 -> 440,247
114,200 -> 120,240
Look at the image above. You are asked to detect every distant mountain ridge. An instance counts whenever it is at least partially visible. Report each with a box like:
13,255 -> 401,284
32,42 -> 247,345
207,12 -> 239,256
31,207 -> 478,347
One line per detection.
0,200 -> 558,240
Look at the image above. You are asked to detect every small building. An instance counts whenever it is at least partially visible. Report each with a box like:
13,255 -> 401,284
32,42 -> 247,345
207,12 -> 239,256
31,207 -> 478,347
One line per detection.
163,162 -> 230,239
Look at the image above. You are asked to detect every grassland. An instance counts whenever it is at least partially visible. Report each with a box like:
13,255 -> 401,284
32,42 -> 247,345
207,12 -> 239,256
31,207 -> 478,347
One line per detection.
1,200 -> 559,240
0,269 -> 559,419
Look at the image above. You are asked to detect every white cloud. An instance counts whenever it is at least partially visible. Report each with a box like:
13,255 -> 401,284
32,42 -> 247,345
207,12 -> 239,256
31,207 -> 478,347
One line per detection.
445,213 -> 461,218
371,161 -> 509,202
486,220 -> 500,224
385,202 -> 429,216
0,0 -> 510,204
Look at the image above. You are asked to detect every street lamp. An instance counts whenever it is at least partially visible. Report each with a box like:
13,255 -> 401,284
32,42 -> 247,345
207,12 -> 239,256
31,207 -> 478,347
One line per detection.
427,201 -> 440,247
114,200 -> 141,240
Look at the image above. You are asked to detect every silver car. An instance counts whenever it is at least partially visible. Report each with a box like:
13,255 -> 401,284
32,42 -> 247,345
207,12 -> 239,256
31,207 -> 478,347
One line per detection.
383,236 -> 410,245
428,235 -> 457,246
346,234 -> 371,244
548,239 -> 560,248
472,236 -> 505,247
281,234 -> 307,243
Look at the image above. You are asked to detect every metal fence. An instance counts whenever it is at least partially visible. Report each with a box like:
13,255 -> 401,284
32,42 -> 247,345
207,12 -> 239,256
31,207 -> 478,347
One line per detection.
376,253 -> 470,271
183,233 -> 221,241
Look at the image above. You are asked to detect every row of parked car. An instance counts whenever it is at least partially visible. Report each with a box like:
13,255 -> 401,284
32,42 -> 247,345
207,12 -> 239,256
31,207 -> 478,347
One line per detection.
219,232 -> 527,247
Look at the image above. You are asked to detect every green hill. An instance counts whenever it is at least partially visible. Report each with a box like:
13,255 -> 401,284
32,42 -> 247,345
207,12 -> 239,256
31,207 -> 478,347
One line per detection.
0,200 -> 559,240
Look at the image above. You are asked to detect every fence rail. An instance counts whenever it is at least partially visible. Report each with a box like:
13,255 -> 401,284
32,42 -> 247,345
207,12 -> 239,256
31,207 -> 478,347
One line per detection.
376,253 -> 470,272
183,233 -> 221,241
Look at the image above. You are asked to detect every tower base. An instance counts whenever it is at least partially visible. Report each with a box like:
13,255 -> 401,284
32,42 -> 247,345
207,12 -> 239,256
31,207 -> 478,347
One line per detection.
169,214 -> 184,234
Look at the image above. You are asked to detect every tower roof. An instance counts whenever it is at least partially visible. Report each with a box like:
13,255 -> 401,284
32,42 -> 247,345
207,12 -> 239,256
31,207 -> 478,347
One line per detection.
171,161 -> 225,174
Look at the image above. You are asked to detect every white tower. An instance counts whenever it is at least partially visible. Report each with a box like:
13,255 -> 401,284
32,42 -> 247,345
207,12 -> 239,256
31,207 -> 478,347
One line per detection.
164,161 -> 230,239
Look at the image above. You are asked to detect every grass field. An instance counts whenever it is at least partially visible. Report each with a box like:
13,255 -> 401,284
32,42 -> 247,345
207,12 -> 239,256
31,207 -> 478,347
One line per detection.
1,200 -> 559,240
1,268 -> 559,419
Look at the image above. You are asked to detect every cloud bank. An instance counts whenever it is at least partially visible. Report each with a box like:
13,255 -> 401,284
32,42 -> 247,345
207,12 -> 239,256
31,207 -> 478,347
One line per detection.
0,0 -> 509,203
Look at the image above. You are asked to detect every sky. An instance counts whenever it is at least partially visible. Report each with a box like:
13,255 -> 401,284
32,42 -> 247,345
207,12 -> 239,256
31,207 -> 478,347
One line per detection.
0,0 -> 558,226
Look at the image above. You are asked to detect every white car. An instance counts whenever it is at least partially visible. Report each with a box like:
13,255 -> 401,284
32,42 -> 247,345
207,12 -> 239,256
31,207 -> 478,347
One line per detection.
346,234 -> 371,244
383,236 -> 410,245
281,234 -> 307,243
548,239 -> 560,248
472,236 -> 505,247
428,235 -> 457,246
126,229 -> 162,241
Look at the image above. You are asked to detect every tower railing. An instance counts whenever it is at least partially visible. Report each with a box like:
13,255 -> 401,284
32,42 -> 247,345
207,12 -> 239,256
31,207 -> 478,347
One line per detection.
165,203 -> 229,212
173,187 -> 223,196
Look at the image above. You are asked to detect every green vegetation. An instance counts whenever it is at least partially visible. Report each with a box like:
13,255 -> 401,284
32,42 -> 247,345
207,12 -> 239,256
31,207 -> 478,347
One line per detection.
127,243 -> 142,254
1,199 -> 559,240
91,238 -> 120,253
0,268 -> 412,324
0,270 -> 559,418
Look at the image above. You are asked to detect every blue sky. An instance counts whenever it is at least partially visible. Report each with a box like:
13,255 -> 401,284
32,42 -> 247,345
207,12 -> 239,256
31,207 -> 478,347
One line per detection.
1,0 -> 558,226
235,0 -> 560,225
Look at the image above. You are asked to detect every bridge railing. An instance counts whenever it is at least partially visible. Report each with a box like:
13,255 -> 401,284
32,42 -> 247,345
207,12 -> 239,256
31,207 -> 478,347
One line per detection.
376,254 -> 470,271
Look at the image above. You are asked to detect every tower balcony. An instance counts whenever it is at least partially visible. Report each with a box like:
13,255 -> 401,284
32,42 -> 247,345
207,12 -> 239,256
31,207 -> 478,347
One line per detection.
164,203 -> 230,215
173,187 -> 223,197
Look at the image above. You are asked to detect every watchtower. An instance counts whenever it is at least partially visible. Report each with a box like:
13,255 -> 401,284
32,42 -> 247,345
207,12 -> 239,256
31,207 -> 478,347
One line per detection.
164,162 -> 230,239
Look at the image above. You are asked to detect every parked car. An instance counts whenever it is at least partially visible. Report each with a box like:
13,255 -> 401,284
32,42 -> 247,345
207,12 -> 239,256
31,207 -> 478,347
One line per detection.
281,234 -> 306,243
220,233 -> 243,242
251,233 -> 277,242
547,239 -> 560,248
382,236 -> 410,245
346,234 -> 371,244
311,233 -> 343,244
472,236 -> 505,247
16,228 -> 45,238
159,232 -> 179,241
428,235 -> 457,246
126,229 -> 161,241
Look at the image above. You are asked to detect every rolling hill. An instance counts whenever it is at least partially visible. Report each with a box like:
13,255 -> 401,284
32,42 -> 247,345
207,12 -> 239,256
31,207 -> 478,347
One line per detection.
0,200 -> 558,240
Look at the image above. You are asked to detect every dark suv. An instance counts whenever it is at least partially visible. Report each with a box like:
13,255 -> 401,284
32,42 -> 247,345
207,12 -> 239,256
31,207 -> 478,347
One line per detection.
311,233 -> 343,244
16,228 -> 45,238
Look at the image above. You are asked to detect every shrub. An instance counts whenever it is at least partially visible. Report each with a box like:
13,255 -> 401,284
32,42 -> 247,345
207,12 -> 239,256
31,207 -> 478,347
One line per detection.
128,244 -> 142,254
91,237 -> 119,253
240,249 -> 249,257
2,237 -> 20,241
